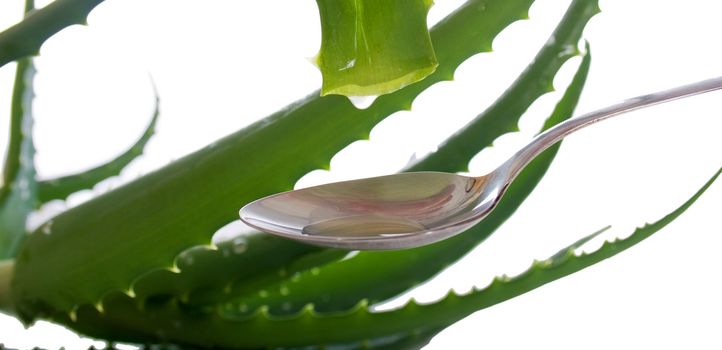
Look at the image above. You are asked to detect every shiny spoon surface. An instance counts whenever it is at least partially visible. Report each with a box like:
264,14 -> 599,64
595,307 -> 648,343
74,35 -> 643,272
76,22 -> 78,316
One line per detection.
240,77 -> 722,250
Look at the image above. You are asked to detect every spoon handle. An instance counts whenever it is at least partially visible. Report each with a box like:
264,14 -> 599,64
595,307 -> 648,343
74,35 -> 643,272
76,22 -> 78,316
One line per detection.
502,77 -> 722,182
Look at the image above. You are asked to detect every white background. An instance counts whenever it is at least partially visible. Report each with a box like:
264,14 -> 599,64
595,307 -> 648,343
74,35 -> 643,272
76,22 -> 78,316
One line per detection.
0,0 -> 721,348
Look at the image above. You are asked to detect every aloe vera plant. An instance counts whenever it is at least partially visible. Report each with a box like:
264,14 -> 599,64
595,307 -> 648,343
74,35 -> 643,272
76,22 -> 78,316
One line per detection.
0,0 -> 720,348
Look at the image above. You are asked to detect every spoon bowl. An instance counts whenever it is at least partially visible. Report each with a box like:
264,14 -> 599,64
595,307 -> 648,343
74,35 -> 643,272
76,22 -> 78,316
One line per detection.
240,77 -> 722,250
241,172 -> 501,249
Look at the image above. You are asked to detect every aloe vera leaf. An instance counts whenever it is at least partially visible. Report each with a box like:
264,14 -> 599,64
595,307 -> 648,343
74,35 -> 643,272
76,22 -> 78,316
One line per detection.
29,25 -> 592,350
0,56 -> 34,203
52,291 -> 445,348
52,166 -> 721,347
0,0 -> 35,202
12,0 -> 535,316
35,93 -> 159,204
316,0 -> 437,97
0,0 -> 104,69
220,2 -> 597,316
0,56 -> 36,260
68,0 -> 594,316
125,0 -> 570,308
50,37 -> 592,344
1,0 -> 36,202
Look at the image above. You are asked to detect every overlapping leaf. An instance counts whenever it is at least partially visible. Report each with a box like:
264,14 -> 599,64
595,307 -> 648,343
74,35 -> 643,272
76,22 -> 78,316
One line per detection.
51,167 -> 721,347
42,3 -> 596,344
8,0 -> 716,347
13,0 -> 537,316
0,57 -> 36,260
100,0 -> 595,310
102,0 -> 597,311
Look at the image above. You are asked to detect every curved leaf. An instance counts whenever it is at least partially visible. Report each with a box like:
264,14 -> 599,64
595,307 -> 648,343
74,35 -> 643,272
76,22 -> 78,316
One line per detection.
36,91 -> 159,203
43,25 -> 593,347
0,57 -> 36,259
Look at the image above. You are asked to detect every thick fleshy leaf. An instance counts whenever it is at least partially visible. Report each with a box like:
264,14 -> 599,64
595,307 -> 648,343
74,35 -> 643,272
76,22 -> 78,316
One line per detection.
45,21 -> 593,347
0,1 -> 36,317
316,0 -> 437,97
13,0 -> 536,316
0,57 -> 36,260
36,92 -> 159,203
92,0 -> 571,311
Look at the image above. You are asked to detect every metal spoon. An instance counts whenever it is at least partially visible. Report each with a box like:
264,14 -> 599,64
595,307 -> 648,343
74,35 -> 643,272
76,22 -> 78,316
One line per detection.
240,77 -> 722,250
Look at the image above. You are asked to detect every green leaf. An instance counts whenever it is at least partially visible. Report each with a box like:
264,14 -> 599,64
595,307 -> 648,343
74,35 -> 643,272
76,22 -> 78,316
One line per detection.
0,57 -> 36,260
56,289 -> 446,349
1,1 -> 36,317
316,0 -> 438,97
0,0 -> 105,68
53,166 -> 721,347
13,0 -> 536,316
132,0 -> 593,312
35,91 -> 159,203
222,1 -> 597,316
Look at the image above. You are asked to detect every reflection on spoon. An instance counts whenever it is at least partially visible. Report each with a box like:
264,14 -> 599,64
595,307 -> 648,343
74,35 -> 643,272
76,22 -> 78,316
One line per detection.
240,77 -> 722,250
302,214 -> 426,238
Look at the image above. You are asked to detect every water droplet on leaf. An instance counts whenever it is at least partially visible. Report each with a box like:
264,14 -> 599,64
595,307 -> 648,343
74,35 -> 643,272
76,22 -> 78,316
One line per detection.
232,237 -> 247,254
183,253 -> 194,265
41,220 -> 53,235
